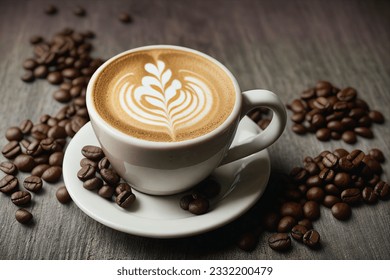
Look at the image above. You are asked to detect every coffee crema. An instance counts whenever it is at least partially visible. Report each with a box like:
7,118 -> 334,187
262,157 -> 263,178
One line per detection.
92,48 -> 236,142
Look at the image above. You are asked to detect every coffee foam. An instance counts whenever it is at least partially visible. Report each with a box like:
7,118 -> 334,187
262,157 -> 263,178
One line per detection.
93,48 -> 235,142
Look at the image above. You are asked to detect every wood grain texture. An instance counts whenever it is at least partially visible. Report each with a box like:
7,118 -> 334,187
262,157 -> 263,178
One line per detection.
0,0 -> 389,260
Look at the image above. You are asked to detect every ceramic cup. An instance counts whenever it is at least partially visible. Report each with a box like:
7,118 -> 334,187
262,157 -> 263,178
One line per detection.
86,45 -> 287,195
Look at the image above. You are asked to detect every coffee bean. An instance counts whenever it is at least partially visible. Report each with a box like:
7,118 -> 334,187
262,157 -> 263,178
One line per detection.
5,127 -> 23,142
261,212 -> 280,232
119,12 -> 132,23
77,165 -> 96,181
56,186 -> 72,204
80,158 -> 98,168
323,195 -> 341,208
290,167 -> 308,182
362,156 -> 382,175
337,87 -> 356,101
304,162 -> 319,175
53,89 -> 71,103
341,188 -> 361,204
368,110 -> 384,124
306,175 -> 323,187
301,88 -> 315,99
33,65 -> 48,78
322,153 -> 338,168
116,190 -> 136,208
40,137 -> 58,151
331,202 -> 351,220
303,229 -> 320,248
303,201 -> 320,220
316,81 -> 332,97
112,182 -> 130,196
237,232 -> 258,252
354,127 -> 373,138
83,177 -> 103,190
369,148 -> 385,163
342,131 -> 357,144
41,166 -> 62,183
46,71 -> 63,84
26,140 -> 43,156
280,202 -> 303,219
292,124 -> 307,134
97,157 -> 110,171
361,187 -> 378,204
23,58 -> 37,70
2,141 -> 21,159
334,148 -> 349,158
100,168 -> 120,186
74,6 -> 86,17
13,154 -> 35,172
15,208 -> 33,224
11,190 -> 31,206
179,194 -> 193,210
298,219 -> 313,230
23,175 -> 42,192
291,113 -> 305,123
0,161 -> 17,175
44,5 -> 57,15
367,174 -> 380,188
319,168 -> 335,182
290,224 -> 308,241
277,216 -> 296,233
374,181 -> 390,200
334,172 -> 352,188
306,187 -> 325,202
20,139 -> 30,151
268,233 -> 291,251
98,185 -> 115,198
339,157 -> 354,172
347,149 -> 365,166
47,126 -> 67,139
316,128 -> 331,141
324,183 -> 340,195
21,71 -> 35,82
33,154 -> 49,165
29,35 -> 42,45
188,197 -> 209,215
18,119 -> 33,135
31,164 -> 50,177
0,174 -> 19,193
81,145 -> 104,161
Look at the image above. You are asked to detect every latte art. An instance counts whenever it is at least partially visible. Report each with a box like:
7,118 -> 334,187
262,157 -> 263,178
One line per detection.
92,48 -> 235,142
117,60 -> 213,140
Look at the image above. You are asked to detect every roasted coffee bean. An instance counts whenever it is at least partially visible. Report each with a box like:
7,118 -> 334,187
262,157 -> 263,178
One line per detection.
119,12 -> 132,23
316,128 -> 331,141
301,88 -> 315,99
304,162 -> 319,175
56,186 -> 72,204
116,190 -> 136,208
98,185 -> 115,198
368,174 -> 380,188
33,154 -> 49,165
292,124 -> 306,134
324,183 -> 340,195
113,182 -> 131,196
2,141 -> 21,159
53,89 -> 71,103
13,154 -> 35,172
5,127 -> 23,141
316,81 -> 332,97
303,201 -> 320,220
188,197 -> 209,215
98,157 -> 110,170
369,148 -> 385,163
47,126 -> 67,139
368,110 -> 384,124
0,175 -> 19,193
349,108 -> 366,119
342,131 -> 357,144
313,97 -> 330,111
46,71 -> 63,84
26,140 -> 43,156
337,87 -> 357,101
298,219 -> 313,230
0,161 -> 17,175
179,194 -> 193,210
331,202 -> 351,220
261,212 -> 280,232
80,158 -> 98,168
21,71 -> 35,82
40,137 -> 58,151
341,188 -> 361,204
29,35 -> 42,45
23,58 -> 38,70
237,232 -> 258,252
334,148 -> 349,158
306,175 -> 322,187
362,187 -> 378,204
83,177 -> 103,190
41,166 -> 62,183
354,127 -> 373,138
23,175 -> 42,192
11,191 -> 31,206
74,6 -> 86,16
19,119 -> 33,134
347,149 -> 365,166
339,157 -> 354,172
303,229 -> 320,248
77,165 -> 96,181
33,65 -> 48,78
277,216 -> 296,233
268,233 -> 291,251
20,139 -> 30,151
15,208 -> 33,224
334,172 -> 352,188
81,145 -> 104,161
44,4 -> 57,15
100,168 -> 120,186
322,153 -> 338,168
306,187 -> 325,202
310,113 -> 326,128
290,224 -> 308,241
323,195 -> 341,208
362,156 -> 382,175
319,168 -> 335,182
48,152 -> 64,166
291,113 -> 305,123
374,181 -> 390,200
31,164 -> 50,177
280,202 -> 303,219
290,167 -> 308,182
69,85 -> 82,97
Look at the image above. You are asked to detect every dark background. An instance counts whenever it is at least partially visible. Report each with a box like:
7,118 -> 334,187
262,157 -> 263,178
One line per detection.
0,0 -> 389,259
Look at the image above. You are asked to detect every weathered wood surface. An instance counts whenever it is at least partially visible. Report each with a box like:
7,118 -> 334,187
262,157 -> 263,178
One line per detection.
0,0 -> 389,259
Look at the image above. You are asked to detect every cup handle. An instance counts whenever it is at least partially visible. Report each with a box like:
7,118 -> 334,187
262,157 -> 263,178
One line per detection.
220,89 -> 287,165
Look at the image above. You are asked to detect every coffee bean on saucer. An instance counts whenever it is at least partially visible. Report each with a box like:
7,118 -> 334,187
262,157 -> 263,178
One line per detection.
303,201 -> 320,220
303,229 -> 320,248
362,187 -> 378,204
277,216 -> 296,233
291,224 -> 308,242
80,158 -> 98,168
31,164 -> 50,177
179,194 -> 193,210
98,157 -> 110,170
5,127 -> 23,141
83,177 -> 103,190
44,5 -> 57,15
115,182 -> 132,196
82,145 -> 104,161
116,190 -> 136,208
13,154 -> 36,172
341,188 -> 361,204
237,232 -> 258,252
56,186 -> 72,204
23,175 -> 42,192
11,191 -> 31,206
2,141 -> 21,159
298,219 -> 313,230
374,181 -> 389,200
188,197 -> 209,215
0,161 -> 17,175
15,209 -> 33,224
98,185 -> 115,198
268,233 -> 291,251
41,166 -> 62,183
77,165 -> 96,181
100,168 -> 120,186
331,202 -> 351,220
49,152 -> 64,166
0,175 -> 19,194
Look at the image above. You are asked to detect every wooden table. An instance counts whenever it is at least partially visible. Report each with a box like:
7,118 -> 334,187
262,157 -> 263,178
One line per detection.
0,0 -> 389,260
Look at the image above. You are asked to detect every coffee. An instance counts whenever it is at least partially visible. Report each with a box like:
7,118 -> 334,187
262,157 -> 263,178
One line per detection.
92,48 -> 236,142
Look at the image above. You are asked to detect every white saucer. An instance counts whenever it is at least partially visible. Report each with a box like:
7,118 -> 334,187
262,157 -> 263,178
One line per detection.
63,117 -> 270,238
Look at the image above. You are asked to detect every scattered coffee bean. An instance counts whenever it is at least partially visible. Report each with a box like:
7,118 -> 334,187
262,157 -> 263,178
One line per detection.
74,6 -> 86,17
34,65 -> 48,78
374,181 -> 389,200
11,190 -> 31,206
41,166 -> 62,183
5,127 -> 23,141
81,145 -> 104,161
47,126 -> 67,139
0,174 -> 19,194
2,141 -> 21,159
306,187 -> 325,202
26,140 -> 43,156
53,89 -> 71,103
47,71 -> 63,84
291,224 -> 308,241
77,165 -> 96,181
298,219 -> 313,230
40,137 -> 58,151
21,71 -> 35,82
368,110 -> 384,124
31,164 -> 50,177
23,176 -> 42,192
44,5 -> 57,15
331,202 -> 351,220
0,161 -> 17,175
323,195 -> 341,208
56,186 -> 71,204
237,232 -> 258,252
280,202 -> 303,219
116,190 -> 136,208
303,229 -> 320,248
277,216 -> 296,233
29,36 -> 42,45
98,185 -> 115,198
179,194 -> 193,210
100,168 -> 120,186
340,188 -> 361,204
303,201 -> 320,220
13,154 -> 36,172
268,233 -> 291,251
261,212 -> 280,232
188,197 -> 209,215
362,187 -> 378,204
49,152 -> 64,166
119,12 -> 132,23
19,119 -> 33,134
15,209 -> 33,224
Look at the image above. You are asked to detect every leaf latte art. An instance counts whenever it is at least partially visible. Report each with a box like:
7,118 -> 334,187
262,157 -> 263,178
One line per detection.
116,60 -> 213,140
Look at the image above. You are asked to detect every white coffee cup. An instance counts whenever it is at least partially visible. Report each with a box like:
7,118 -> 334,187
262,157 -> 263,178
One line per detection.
86,45 -> 287,195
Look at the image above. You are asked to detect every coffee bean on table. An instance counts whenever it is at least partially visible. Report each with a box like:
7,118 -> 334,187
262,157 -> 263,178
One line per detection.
2,141 -> 21,159
292,124 -> 307,134
53,89 -> 71,103
31,164 -> 50,177
261,212 -> 280,232
82,145 -> 104,161
324,183 -> 340,195
11,191 -> 31,206
303,201 -> 320,220
374,181 -> 389,200
19,119 -> 33,134
341,188 -> 361,204
368,110 -> 384,124
21,71 -> 35,82
80,158 -> 98,168
5,127 -> 23,141
44,4 -> 57,15
298,219 -> 313,230
119,12 -> 132,23
291,224 -> 308,241
347,149 -> 365,166
268,233 -> 291,251
306,187 -> 325,202
316,128 -> 331,141
323,195 -> 341,208
46,71 -> 63,85
15,208 -> 33,224
303,229 -> 320,248
34,65 -> 48,78
83,177 -> 103,190
237,232 -> 258,252
26,140 -> 43,156
277,216 -> 296,233
280,202 -> 303,219
362,187 -> 378,204
100,168 -> 120,186
47,126 -> 67,139
116,190 -> 136,208
13,154 -> 36,172
41,166 -> 62,183
334,172 -> 352,188
322,153 -> 339,168
98,185 -> 115,198
0,174 -> 19,193
40,137 -> 58,151
74,6 -> 86,17
342,131 -> 357,144
23,175 -> 43,192
188,197 -> 209,215
0,161 -> 17,175
29,35 -> 42,45
56,186 -> 72,204
331,202 -> 351,220
49,152 -> 64,166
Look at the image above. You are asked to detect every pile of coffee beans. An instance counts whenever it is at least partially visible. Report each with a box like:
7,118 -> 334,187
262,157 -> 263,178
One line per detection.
248,108 -> 272,130
179,178 -> 221,215
77,145 -> 136,208
287,81 -> 385,143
